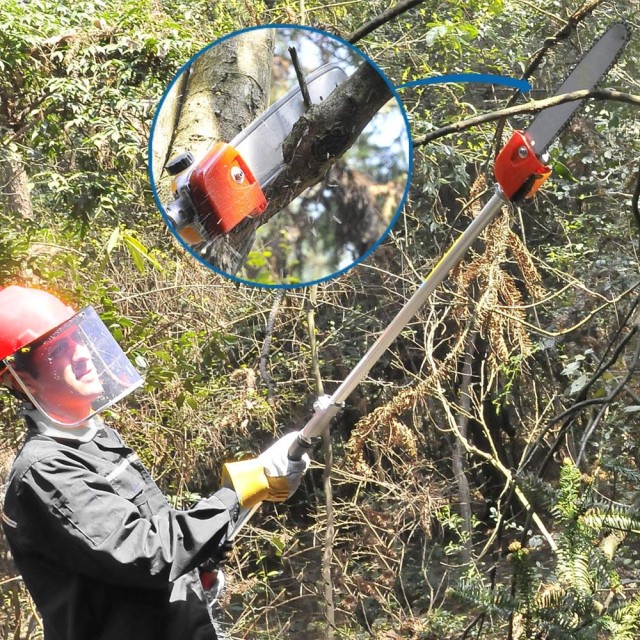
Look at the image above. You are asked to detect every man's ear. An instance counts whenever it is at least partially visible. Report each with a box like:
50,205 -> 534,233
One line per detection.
6,369 -> 38,396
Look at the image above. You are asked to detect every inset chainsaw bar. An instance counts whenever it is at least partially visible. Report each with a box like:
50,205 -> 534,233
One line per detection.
164,64 -> 348,242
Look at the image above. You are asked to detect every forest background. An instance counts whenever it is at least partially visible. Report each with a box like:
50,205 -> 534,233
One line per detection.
1,0 -> 640,638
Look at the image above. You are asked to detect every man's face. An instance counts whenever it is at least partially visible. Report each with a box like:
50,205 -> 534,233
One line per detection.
23,329 -> 104,421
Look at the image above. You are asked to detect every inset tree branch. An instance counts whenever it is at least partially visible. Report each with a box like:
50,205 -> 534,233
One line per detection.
261,60 -> 392,220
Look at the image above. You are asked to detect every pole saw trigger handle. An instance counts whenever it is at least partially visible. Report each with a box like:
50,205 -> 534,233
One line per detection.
494,130 -> 552,201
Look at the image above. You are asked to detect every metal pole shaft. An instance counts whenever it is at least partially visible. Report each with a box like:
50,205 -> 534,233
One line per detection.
232,189 -> 506,537
297,188 -> 506,444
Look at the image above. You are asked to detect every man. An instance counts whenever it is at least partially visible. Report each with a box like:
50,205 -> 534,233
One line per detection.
0,284 -> 309,640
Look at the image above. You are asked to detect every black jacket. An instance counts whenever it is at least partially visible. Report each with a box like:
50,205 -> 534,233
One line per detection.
1,420 -> 238,640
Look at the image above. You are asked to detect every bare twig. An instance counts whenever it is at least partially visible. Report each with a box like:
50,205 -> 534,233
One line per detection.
288,46 -> 312,110
347,0 -> 427,43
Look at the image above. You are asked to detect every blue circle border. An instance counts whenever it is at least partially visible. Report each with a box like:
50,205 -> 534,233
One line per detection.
148,23 -> 414,290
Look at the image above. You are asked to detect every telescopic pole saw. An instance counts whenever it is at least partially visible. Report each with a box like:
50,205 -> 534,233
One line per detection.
229,21 -> 629,539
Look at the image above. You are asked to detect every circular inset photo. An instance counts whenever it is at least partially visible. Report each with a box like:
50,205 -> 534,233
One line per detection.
150,24 -> 411,287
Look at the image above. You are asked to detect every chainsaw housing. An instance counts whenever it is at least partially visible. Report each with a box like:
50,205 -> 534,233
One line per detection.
494,130 -> 552,201
189,143 -> 268,235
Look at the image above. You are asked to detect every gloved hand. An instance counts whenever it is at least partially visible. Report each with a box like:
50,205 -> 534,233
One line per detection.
258,431 -> 311,501
222,431 -> 311,509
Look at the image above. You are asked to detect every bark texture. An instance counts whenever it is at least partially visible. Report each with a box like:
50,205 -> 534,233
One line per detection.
264,60 -> 392,219
1,153 -> 34,220
152,71 -> 188,189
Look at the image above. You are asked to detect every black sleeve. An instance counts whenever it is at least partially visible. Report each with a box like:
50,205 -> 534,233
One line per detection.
18,452 -> 239,588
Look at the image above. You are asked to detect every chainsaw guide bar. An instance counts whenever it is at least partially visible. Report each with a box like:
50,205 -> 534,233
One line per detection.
525,22 -> 630,155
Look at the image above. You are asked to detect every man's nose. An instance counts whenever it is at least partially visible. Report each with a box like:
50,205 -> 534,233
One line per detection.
71,341 -> 92,361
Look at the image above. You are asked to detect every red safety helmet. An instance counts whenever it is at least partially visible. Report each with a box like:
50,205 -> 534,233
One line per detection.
0,285 -> 143,426
0,285 -> 76,363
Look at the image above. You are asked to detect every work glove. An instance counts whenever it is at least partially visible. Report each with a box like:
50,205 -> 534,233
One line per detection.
222,431 -> 310,509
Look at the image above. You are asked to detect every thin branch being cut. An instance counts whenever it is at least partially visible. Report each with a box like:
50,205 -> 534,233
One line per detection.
288,46 -> 311,110
415,89 -> 640,146
262,60 -> 391,219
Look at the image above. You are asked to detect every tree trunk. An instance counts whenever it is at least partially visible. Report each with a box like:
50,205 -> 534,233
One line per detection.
151,71 -> 188,189
171,30 -> 275,157
154,30 -> 274,272
2,152 -> 34,219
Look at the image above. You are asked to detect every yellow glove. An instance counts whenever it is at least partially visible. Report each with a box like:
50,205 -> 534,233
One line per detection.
222,431 -> 310,509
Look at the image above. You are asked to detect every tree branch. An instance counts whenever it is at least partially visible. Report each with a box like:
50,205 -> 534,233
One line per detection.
436,379 -> 558,551
347,0 -> 427,44
415,89 -> 640,146
261,60 -> 392,221
576,332 -> 640,465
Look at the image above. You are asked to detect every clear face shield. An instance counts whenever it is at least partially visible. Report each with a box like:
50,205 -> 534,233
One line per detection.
2,306 -> 143,427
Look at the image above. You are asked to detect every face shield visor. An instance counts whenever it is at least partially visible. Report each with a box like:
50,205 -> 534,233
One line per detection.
2,306 -> 143,427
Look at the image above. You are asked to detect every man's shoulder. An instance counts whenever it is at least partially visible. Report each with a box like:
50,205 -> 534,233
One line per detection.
9,432 -> 82,479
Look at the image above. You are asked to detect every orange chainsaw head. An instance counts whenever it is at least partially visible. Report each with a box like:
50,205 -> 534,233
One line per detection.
188,142 -> 268,236
494,130 -> 552,201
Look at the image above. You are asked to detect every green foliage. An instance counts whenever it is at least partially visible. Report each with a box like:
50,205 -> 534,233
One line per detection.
0,0 -> 217,232
2,0 -> 640,638
448,459 -> 640,639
